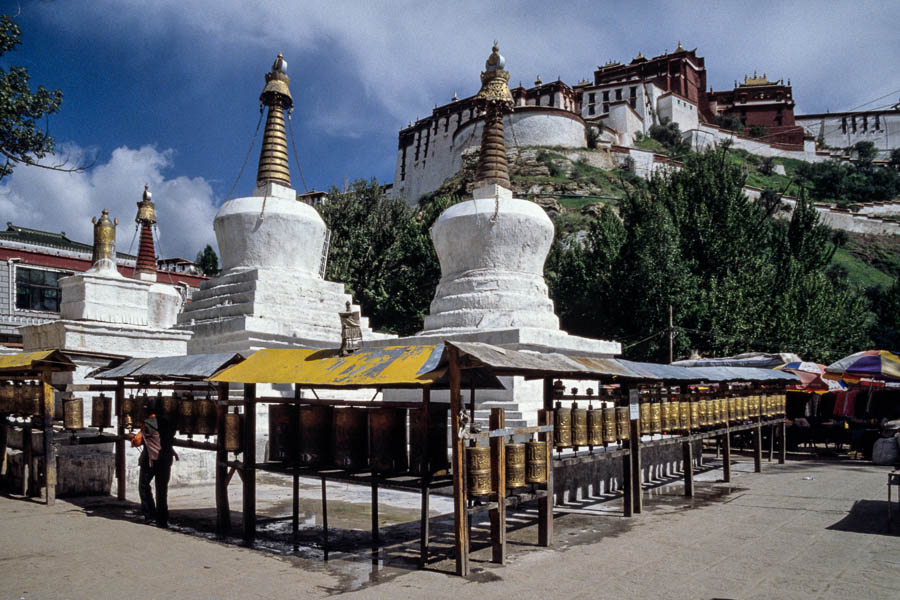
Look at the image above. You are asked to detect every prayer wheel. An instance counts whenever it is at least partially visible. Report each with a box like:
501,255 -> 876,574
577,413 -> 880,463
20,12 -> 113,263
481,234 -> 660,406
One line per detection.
602,405 -> 617,443
63,397 -> 84,430
121,396 -> 135,429
571,402 -> 588,447
766,394 -> 774,418
409,404 -> 449,476
195,396 -> 218,437
332,407 -> 368,469
224,412 -> 242,453
299,405 -> 332,466
587,407 -> 604,446
689,398 -> 700,431
740,396 -> 748,420
91,394 -> 112,429
466,445 -> 492,497
29,382 -> 43,416
267,404 -> 297,462
525,439 -> 548,484
678,396 -> 691,432
161,395 -> 178,417
751,395 -> 760,418
779,393 -> 786,416
177,396 -> 194,435
370,406 -> 408,474
554,402 -> 572,449
639,401 -> 651,436
662,399 -> 675,432
649,400 -> 662,434
0,383 -> 13,413
506,443 -> 526,488
616,406 -> 630,441
727,397 -> 737,423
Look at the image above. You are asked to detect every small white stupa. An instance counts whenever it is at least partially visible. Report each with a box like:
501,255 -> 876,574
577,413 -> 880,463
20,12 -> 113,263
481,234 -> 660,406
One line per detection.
178,54 -> 389,354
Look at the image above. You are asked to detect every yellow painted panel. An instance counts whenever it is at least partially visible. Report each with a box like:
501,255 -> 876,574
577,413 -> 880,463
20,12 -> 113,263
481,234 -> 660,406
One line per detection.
0,350 -> 57,372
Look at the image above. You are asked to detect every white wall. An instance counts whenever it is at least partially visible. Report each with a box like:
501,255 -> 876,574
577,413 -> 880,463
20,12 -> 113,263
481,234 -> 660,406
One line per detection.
605,103 -> 644,147
796,112 -> 899,158
657,94 -> 699,132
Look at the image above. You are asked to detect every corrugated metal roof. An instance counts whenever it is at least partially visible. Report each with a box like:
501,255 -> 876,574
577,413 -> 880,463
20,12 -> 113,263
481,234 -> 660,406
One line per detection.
685,366 -> 801,383
95,353 -> 244,381
672,352 -> 802,369
0,350 -> 76,374
450,342 -> 595,378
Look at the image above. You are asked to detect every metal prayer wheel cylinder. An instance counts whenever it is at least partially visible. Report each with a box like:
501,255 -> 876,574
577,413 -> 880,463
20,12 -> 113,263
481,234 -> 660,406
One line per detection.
466,445 -> 492,497
177,397 -> 194,435
0,384 -> 13,413
587,408 -> 604,446
63,397 -> 84,430
649,401 -> 662,434
299,405 -> 332,466
571,403 -> 588,447
554,403 -> 572,449
91,394 -> 112,429
370,407 -> 408,474
525,440 -> 548,484
161,395 -> 178,417
506,443 -> 526,488
409,404 -> 449,476
751,395 -> 760,418
602,406 -> 617,443
698,398 -> 709,427
662,400 -> 675,432
727,397 -> 737,423
678,398 -> 691,431
224,412 -> 242,453
689,399 -> 700,430
740,396 -> 748,420
121,396 -> 135,429
780,394 -> 786,416
29,382 -> 43,416
639,401 -> 651,436
616,406 -> 630,441
267,404 -> 297,462
194,397 -> 218,437
332,407 -> 368,469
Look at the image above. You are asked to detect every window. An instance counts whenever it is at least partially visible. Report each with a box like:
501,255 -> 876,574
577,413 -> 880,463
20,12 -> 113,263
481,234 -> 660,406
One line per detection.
862,115 -> 867,132
588,92 -> 595,103
842,117 -> 847,134
16,267 -> 68,312
615,88 -> 622,101
851,116 -> 856,133
603,102 -> 609,113
588,104 -> 595,115
875,115 -> 880,130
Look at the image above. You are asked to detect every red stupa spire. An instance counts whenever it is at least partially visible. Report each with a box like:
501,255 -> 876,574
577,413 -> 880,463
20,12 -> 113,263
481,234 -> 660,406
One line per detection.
134,184 -> 158,281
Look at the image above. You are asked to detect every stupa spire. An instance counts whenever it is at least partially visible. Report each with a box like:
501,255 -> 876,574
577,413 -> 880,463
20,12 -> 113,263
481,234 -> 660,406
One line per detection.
135,184 -> 157,281
256,53 -> 293,188
474,41 -> 514,189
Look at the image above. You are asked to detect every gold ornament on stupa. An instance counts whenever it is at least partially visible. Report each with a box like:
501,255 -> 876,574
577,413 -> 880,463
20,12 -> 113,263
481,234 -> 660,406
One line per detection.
91,209 -> 118,266
135,184 -> 157,224
474,41 -> 514,189
256,53 -> 293,188
476,41 -> 514,105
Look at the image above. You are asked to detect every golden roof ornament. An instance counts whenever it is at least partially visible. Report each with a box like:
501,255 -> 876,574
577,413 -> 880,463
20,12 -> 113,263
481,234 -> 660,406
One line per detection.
675,40 -> 685,52
635,51 -> 644,60
91,209 -> 118,266
135,184 -> 157,224
475,41 -> 514,105
256,53 -> 293,188
260,52 -> 293,110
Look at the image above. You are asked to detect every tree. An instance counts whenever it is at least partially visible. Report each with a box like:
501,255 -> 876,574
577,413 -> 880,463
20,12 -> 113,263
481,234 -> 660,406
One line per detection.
716,114 -> 744,134
748,124 -> 769,139
0,15 -> 67,181
195,244 -> 220,276
854,140 -> 877,169
648,118 -> 690,157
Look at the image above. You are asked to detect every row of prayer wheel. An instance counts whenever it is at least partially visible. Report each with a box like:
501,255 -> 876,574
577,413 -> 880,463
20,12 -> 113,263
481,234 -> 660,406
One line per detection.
554,401 -> 631,449
0,382 -> 43,417
466,439 -> 549,497
267,404 -> 450,476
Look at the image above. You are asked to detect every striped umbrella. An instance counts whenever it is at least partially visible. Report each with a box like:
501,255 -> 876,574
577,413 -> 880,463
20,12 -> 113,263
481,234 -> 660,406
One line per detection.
824,350 -> 900,384
776,361 -> 845,393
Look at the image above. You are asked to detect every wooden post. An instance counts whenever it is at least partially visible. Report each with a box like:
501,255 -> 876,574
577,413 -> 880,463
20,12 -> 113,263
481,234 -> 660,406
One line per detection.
292,472 -> 300,538
115,379 -> 126,501
538,378 -> 554,547
489,407 -> 506,564
629,399 -> 642,514
371,477 -> 379,555
768,422 -> 775,462
754,418 -> 762,473
0,415 -> 7,483
41,371 -> 55,505
722,422 -> 731,483
242,383 -> 256,545
448,345 -> 468,576
22,423 -> 32,497
419,385 -> 431,568
622,448 -> 633,517
779,419 -> 786,465
215,382 -> 231,535
682,440 -> 694,497
321,477 -> 329,561
419,474 -> 430,568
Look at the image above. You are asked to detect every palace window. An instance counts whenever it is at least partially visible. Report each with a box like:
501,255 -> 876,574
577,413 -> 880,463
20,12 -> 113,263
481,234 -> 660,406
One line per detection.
588,104 -> 595,115
603,102 -> 609,113
852,116 -> 856,133
16,267 -> 69,312
602,91 -> 609,102
862,115 -> 868,132
615,88 -> 622,101
842,117 -> 847,134
875,115 -> 880,130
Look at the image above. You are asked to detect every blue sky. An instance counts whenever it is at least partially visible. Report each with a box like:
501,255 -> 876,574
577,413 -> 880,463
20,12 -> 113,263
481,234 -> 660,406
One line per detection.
1,0 -> 898,259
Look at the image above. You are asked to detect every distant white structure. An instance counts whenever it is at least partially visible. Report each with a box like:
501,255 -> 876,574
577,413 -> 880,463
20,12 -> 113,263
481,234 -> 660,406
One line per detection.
796,109 -> 900,160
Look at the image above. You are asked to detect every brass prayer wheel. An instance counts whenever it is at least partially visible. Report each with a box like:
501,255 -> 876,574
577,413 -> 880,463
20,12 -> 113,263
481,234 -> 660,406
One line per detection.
299,405 -> 332,466
689,399 -> 700,430
63,397 -> 84,430
121,396 -> 135,429
555,403 -> 572,449
466,445 -> 492,497
409,404 -> 449,476
370,406 -> 408,474
727,397 -> 737,423
587,407 -> 604,446
177,396 -> 194,435
224,412 -> 242,453
662,400 -> 675,432
616,406 -> 630,441
161,395 -> 178,417
91,394 -> 112,429
194,396 -> 218,437
571,403 -> 588,447
649,401 -> 662,434
602,406 -> 617,443
29,382 -> 43,416
506,442 -> 526,488
678,397 -> 691,432
526,439 -> 548,484
779,393 -> 786,416
639,401 -> 651,436
267,404 -> 297,462
332,407 -> 368,469
740,396 -> 748,420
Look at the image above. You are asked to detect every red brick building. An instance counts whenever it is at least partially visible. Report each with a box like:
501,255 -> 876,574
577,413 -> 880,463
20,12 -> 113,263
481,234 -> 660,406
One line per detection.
707,73 -> 804,145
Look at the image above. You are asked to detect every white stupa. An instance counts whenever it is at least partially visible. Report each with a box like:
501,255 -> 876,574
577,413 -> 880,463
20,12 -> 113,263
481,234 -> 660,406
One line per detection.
178,54 -> 390,354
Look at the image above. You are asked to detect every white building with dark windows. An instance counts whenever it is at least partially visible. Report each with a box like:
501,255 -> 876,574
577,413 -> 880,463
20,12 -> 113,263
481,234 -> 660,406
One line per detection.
796,109 -> 900,159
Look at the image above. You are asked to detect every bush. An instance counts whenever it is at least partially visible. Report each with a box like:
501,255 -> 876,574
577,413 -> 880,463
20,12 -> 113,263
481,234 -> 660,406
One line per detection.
648,118 -> 690,157
716,114 -> 744,134
748,125 -> 769,138
758,156 -> 775,176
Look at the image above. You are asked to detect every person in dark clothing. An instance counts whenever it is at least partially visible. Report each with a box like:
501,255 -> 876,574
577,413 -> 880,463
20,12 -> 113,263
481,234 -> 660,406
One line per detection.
132,397 -> 177,528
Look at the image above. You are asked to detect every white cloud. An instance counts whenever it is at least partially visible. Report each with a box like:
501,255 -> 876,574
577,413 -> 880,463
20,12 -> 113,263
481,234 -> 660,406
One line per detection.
0,144 -> 218,260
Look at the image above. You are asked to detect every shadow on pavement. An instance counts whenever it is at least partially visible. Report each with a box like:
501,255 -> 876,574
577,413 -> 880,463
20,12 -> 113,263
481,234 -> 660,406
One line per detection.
826,499 -> 900,537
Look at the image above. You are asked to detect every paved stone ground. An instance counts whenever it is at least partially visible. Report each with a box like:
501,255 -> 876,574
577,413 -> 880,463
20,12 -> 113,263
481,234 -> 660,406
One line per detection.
1,454 -> 898,599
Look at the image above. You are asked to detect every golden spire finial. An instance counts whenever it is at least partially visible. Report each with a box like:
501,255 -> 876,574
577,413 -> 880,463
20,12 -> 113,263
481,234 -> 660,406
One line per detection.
135,183 -> 156,224
91,209 -> 118,268
256,53 -> 293,188
676,40 -> 685,52
635,51 -> 644,60
474,42 -> 514,189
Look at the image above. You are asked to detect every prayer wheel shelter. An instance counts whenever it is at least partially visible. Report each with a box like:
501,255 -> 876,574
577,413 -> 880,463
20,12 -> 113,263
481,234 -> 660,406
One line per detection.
0,350 -> 77,505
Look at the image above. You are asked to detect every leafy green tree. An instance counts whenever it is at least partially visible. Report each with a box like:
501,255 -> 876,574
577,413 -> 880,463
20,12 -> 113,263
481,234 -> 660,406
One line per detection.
0,15 -> 66,180
854,140 -> 877,169
195,244 -> 220,276
716,114 -> 744,134
648,118 -> 690,157
748,124 -> 769,139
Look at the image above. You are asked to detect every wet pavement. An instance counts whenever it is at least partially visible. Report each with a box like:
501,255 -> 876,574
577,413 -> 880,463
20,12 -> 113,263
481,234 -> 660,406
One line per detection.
1,453 -> 898,599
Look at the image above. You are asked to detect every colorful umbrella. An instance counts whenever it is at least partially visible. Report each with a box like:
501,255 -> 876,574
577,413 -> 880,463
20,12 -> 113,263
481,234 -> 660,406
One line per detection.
776,361 -> 845,393
824,350 -> 900,384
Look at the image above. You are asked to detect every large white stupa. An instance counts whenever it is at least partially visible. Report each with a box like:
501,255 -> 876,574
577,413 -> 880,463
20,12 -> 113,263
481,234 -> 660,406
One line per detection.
179,54 -> 389,354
